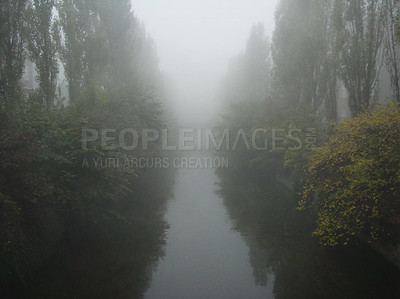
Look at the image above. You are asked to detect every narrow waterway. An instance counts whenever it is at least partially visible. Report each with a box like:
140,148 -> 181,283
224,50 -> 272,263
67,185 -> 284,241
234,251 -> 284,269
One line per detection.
145,156 -> 400,298
8,154 -> 400,298
145,166 -> 273,299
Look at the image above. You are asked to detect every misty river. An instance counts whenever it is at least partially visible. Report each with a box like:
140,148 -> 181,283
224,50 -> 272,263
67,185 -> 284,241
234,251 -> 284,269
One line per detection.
9,152 -> 400,298
145,166 -> 273,298
4,0 -> 400,298
144,153 -> 400,299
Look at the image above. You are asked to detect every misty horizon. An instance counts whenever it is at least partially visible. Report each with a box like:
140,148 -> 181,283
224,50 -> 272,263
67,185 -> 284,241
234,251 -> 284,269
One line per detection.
134,0 -> 279,125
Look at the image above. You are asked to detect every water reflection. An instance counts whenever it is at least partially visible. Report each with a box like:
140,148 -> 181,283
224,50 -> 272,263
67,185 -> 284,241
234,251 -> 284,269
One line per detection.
10,165 -> 400,298
9,169 -> 174,299
216,168 -> 400,298
145,167 -> 273,299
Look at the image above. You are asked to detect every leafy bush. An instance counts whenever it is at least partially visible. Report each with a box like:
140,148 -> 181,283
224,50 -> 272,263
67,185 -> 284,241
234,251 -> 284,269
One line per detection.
300,103 -> 400,246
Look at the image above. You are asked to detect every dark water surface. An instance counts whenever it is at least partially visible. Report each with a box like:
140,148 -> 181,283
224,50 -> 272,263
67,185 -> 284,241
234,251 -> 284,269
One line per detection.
146,165 -> 400,299
8,163 -> 400,298
215,168 -> 400,298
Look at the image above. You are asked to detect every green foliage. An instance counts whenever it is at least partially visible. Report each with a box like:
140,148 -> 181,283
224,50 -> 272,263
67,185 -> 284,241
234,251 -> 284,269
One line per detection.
0,1 -> 170,294
300,103 -> 400,246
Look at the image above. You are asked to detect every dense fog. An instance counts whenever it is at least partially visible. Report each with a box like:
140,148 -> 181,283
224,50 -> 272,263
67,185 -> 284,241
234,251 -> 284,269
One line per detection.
134,0 -> 278,124
1,1 -> 400,298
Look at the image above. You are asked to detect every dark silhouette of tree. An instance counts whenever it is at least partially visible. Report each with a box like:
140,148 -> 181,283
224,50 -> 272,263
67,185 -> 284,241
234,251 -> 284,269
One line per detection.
27,0 -> 59,108
0,0 -> 27,109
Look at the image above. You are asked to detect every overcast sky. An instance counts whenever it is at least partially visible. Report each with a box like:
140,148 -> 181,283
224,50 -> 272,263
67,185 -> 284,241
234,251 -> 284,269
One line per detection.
132,0 -> 280,124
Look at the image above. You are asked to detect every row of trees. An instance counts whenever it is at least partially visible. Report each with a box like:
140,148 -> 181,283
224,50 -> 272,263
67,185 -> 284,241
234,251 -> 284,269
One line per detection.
1,0 -> 170,295
273,0 -> 400,119
1,0 -> 164,108
220,0 -> 400,122
218,0 -> 400,248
